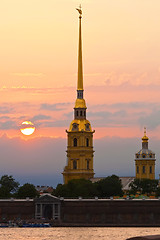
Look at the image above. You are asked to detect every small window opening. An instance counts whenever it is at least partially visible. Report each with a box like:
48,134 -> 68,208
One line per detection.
73,138 -> 77,147
86,138 -> 89,147
143,166 -> 145,174
73,160 -> 77,169
87,160 -> 90,170
150,166 -> 152,174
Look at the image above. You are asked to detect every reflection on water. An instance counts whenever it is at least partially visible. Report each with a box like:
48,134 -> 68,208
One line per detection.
0,227 -> 160,240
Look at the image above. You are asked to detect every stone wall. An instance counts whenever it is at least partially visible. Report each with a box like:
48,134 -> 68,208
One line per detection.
61,199 -> 160,226
0,200 -> 34,221
1,197 -> 160,226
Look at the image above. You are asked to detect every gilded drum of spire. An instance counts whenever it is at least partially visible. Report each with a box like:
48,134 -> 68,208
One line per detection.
75,99 -> 86,108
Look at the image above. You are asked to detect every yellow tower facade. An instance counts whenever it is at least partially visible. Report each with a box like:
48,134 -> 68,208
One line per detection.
62,7 -> 95,184
135,128 -> 156,180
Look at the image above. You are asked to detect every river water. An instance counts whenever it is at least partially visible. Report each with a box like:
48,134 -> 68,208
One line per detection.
0,227 -> 160,240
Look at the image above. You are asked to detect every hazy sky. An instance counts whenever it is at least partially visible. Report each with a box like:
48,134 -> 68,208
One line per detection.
0,0 -> 160,186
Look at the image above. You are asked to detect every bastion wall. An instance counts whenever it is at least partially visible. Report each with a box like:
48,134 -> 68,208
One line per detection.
1,198 -> 160,226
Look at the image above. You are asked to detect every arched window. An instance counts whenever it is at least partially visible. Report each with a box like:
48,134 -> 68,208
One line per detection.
143,166 -> 145,174
142,155 -> 145,158
73,160 -> 77,169
86,138 -> 89,147
87,160 -> 90,170
84,111 -> 86,117
137,166 -> 139,174
150,166 -> 152,174
76,111 -> 78,117
80,110 -> 82,116
73,138 -> 77,147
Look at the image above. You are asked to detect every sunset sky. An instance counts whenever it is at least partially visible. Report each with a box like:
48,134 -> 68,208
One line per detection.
1,0 -> 160,186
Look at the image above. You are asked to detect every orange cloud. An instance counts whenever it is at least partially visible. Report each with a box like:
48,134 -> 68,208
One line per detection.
11,73 -> 44,77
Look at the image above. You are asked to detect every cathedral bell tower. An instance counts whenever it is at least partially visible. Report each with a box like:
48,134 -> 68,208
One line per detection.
62,6 -> 95,184
135,128 -> 156,180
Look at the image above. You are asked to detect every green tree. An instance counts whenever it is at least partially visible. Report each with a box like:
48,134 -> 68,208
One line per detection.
155,187 -> 160,197
129,178 -> 142,194
0,186 -> 11,198
129,178 -> 158,195
0,175 -> 19,198
55,183 -> 70,197
55,179 -> 97,198
95,175 -> 123,197
17,183 -> 39,198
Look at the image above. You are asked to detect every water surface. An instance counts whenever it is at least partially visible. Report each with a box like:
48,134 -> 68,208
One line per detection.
0,227 -> 160,240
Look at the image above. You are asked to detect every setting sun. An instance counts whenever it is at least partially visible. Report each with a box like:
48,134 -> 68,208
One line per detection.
20,121 -> 35,136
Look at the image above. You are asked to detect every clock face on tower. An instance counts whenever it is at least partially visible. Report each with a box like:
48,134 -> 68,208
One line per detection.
85,123 -> 90,131
72,123 -> 79,131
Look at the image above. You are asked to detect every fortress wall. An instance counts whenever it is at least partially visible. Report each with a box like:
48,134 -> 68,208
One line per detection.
1,198 -> 160,226
0,200 -> 35,221
61,199 -> 160,226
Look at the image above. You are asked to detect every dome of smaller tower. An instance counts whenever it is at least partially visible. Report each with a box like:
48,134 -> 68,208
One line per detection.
135,148 -> 155,159
142,132 -> 149,142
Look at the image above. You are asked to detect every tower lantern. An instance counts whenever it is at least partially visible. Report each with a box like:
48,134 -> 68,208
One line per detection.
62,7 -> 95,184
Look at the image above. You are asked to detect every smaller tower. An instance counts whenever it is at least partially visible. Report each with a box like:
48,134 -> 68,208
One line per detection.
135,128 -> 156,179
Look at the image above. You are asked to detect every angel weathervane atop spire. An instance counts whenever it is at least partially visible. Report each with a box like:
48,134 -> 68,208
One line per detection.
76,5 -> 82,17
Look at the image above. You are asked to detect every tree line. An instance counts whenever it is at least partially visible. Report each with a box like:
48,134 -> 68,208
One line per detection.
0,175 -> 38,199
54,176 -> 160,198
0,174 -> 160,199
54,175 -> 123,198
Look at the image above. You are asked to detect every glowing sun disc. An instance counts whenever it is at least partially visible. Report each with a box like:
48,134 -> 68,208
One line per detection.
20,121 -> 35,136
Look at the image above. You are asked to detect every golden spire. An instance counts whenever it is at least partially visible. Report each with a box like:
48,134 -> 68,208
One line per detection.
74,5 -> 86,108
142,127 -> 149,143
76,5 -> 83,91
